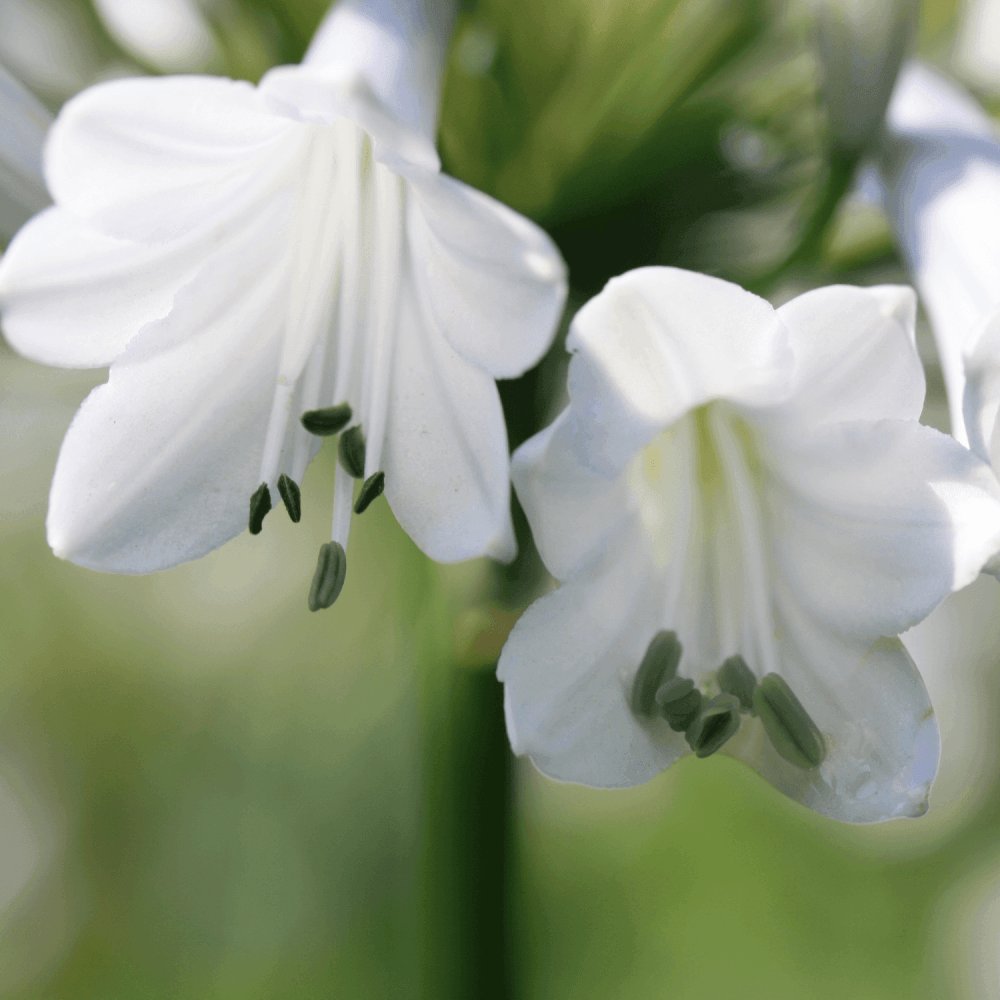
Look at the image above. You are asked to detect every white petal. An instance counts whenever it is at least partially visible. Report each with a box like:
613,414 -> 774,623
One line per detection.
771,284 -> 924,426
964,311 -> 1000,470
724,628 -> 939,824
92,0 -> 216,72
406,171 -> 567,378
44,75 -> 296,242
879,60 -> 1000,443
46,211 -> 289,573
0,207 -> 213,368
498,527 -> 687,787
297,0 -> 456,141
511,409 -> 630,580
763,418 -> 1000,640
381,276 -> 516,563
0,62 -> 51,242
566,267 -> 793,475
259,66 -> 440,174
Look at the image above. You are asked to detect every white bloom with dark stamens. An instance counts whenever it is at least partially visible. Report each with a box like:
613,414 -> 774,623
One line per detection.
877,59 -> 1000,446
0,62 -> 51,244
0,0 -> 567,582
497,267 -> 1000,823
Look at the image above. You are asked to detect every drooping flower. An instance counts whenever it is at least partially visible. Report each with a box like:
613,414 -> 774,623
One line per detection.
877,59 -> 1000,446
0,0 -> 567,603
0,62 -> 51,245
497,267 -> 1000,823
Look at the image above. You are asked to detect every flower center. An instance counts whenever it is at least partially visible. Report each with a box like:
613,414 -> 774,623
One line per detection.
629,401 -> 779,683
245,119 -> 407,608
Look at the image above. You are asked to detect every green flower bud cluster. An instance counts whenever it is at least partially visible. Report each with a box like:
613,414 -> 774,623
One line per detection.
630,635 -> 826,768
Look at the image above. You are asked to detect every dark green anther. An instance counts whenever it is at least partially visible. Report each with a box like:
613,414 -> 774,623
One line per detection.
717,654 -> 757,712
630,631 -> 683,716
354,471 -> 385,515
685,694 -> 741,758
338,425 -> 366,479
753,674 -> 826,770
277,474 -> 301,523
248,482 -> 271,535
655,677 -> 703,732
308,541 -> 347,611
301,402 -> 352,436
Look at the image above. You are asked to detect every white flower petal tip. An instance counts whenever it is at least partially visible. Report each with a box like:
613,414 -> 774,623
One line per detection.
501,267 -> 1000,822
2,1 -> 565,579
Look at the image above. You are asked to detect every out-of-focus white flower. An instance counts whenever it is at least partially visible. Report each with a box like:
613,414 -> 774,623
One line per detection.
815,0 -> 916,153
91,0 -> 216,73
0,0 -> 567,604
0,63 -> 50,244
877,60 -> 1000,447
498,267 -> 1000,823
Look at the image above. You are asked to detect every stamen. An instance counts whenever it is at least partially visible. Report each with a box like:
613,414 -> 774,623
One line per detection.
717,654 -> 756,712
753,674 -> 826,770
301,403 -> 353,436
308,541 -> 347,611
248,483 -> 272,535
655,677 -> 702,732
630,630 -> 682,716
339,425 -> 366,479
361,168 -> 405,479
277,474 -> 302,523
686,694 -> 741,758
354,471 -> 385,515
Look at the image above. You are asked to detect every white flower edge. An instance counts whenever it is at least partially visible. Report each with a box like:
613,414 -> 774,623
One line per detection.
499,268 -> 1000,823
0,0 -> 567,577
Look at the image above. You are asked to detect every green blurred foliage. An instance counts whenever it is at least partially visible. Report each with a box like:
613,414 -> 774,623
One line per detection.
3,0 -> 1000,998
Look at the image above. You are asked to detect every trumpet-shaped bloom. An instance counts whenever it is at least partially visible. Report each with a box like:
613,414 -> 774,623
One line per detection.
0,62 -> 51,244
878,60 -> 1000,446
498,268 -> 1000,823
0,0 -> 567,585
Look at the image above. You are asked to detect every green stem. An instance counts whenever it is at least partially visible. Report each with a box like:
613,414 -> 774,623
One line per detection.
749,151 -> 859,297
418,662 -> 515,1000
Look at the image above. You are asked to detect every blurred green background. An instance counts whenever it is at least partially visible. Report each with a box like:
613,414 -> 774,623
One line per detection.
4,0 -> 1000,996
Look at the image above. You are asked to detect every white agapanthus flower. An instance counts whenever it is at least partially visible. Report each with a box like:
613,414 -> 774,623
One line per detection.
0,0 -> 567,606
497,267 -> 1000,823
877,59 -> 1000,446
0,62 -> 51,244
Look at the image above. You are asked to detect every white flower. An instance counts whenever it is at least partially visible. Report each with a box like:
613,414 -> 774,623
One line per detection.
497,267 -> 1000,823
0,62 -> 51,245
877,59 -> 1000,446
0,0 -> 567,599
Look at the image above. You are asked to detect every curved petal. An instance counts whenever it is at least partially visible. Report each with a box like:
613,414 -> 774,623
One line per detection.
0,207 -> 210,368
297,0 -> 455,141
258,68 -> 440,173
46,210 -> 289,573
879,61 -> 1000,443
762,418 -> 1000,641
498,527 -> 687,787
405,170 -> 566,379
381,274 -> 516,563
45,75 -> 297,242
771,284 -> 925,426
964,310 -> 1000,470
511,408 -> 631,580
565,267 -> 794,476
724,624 -> 939,824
